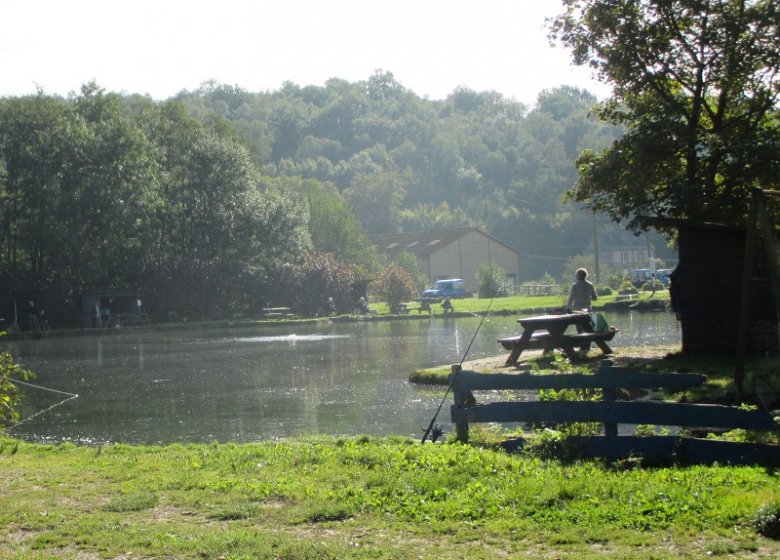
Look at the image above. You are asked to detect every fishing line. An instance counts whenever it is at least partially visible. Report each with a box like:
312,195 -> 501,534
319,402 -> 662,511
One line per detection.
421,294 -> 496,443
5,378 -> 79,431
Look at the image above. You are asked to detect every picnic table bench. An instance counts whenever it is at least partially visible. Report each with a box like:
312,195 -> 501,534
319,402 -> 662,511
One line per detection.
261,307 -> 293,317
500,312 -> 617,366
114,313 -> 150,327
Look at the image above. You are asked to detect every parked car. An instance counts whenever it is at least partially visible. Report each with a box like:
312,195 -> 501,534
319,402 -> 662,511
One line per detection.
421,278 -> 466,299
656,268 -> 673,286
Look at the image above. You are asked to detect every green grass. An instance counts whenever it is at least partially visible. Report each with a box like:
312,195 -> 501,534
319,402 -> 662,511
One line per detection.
369,290 -> 670,316
1,435 -> 779,559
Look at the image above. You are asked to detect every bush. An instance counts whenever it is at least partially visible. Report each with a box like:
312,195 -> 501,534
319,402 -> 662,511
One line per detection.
751,502 -> 780,539
373,263 -> 415,313
476,261 -> 511,298
283,253 -> 357,315
597,286 -> 613,296
1,350 -> 34,429
607,271 -> 629,290
642,279 -> 665,292
392,251 -> 428,294
619,281 -> 639,294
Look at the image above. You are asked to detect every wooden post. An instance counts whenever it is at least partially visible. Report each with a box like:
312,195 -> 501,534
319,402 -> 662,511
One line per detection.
598,360 -> 618,438
757,201 -> 780,355
735,192 -> 760,399
451,364 -> 469,442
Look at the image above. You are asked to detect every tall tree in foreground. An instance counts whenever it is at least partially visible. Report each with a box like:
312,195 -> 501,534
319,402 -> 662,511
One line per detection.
551,0 -> 780,230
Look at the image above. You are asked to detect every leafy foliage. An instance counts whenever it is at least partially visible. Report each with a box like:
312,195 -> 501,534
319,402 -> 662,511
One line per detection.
297,178 -> 378,276
0,87 -> 311,323
752,502 -> 780,540
177,75 -> 622,280
373,263 -> 415,313
282,252 -> 357,315
0,73 -> 629,325
392,250 -> 429,293
551,0 -> 780,230
0,350 -> 33,428
476,260 -> 511,298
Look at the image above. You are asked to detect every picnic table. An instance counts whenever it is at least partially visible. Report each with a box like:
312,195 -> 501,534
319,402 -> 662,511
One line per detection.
261,307 -> 293,317
498,312 -> 617,366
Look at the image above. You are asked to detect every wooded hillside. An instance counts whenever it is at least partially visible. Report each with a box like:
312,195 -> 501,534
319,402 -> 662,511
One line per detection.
174,72 -> 622,275
0,74 -> 625,326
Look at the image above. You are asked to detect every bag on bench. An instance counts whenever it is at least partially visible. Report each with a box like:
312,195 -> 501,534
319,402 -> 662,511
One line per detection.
590,312 -> 609,332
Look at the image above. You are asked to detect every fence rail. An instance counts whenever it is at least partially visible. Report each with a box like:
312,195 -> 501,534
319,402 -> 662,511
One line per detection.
449,361 -> 780,465
517,284 -> 561,296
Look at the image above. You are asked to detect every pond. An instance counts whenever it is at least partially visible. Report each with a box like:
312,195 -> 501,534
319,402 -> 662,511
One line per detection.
5,311 -> 680,445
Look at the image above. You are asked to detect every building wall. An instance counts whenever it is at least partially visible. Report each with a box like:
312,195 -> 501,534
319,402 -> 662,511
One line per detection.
428,230 -> 520,294
603,248 -> 652,269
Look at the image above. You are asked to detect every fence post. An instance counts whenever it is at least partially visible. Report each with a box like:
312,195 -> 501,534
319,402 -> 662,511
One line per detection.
599,360 -> 618,438
451,364 -> 469,442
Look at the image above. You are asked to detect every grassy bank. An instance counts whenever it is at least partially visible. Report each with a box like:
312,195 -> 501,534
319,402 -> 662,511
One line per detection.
0,291 -> 669,343
1,435 -> 779,559
368,290 -> 670,316
411,341 -> 780,414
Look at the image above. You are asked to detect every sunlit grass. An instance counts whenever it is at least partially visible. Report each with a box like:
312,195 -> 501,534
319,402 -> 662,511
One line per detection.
369,291 -> 669,316
1,436 -> 778,559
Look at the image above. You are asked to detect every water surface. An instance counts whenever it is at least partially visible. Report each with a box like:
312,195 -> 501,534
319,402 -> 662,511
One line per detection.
6,311 -> 680,444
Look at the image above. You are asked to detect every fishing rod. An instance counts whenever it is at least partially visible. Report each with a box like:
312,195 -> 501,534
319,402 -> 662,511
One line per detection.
420,294 -> 496,443
5,378 -> 79,430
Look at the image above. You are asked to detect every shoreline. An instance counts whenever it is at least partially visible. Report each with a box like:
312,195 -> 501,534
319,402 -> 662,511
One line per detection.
0,300 -> 672,343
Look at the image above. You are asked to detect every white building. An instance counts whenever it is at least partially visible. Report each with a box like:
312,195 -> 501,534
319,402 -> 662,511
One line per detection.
372,228 -> 520,294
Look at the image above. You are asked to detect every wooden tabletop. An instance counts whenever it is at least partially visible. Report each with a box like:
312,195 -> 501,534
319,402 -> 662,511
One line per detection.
518,312 -> 591,328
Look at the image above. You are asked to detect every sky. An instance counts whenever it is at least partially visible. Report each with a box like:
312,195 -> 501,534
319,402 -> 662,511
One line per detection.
1,0 -> 611,107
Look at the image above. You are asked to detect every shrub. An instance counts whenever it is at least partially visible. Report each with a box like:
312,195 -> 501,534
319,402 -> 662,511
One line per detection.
751,502 -> 780,539
642,279 -> 665,292
476,260 -> 511,298
393,251 -> 428,294
373,263 -> 415,313
619,281 -> 639,294
597,286 -> 612,296
283,253 -> 357,315
607,271 -> 629,290
1,351 -> 34,429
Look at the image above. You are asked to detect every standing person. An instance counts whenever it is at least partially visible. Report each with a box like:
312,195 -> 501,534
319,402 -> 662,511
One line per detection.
567,268 -> 598,312
94,301 -> 102,328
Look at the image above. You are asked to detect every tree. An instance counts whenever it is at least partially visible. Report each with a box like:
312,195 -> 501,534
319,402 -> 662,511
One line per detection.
298,179 -> 379,276
372,263 -> 415,313
0,85 -> 158,325
476,261 -> 512,298
551,0 -> 780,230
392,250 -> 428,293
344,169 -> 409,235
282,252 -> 357,316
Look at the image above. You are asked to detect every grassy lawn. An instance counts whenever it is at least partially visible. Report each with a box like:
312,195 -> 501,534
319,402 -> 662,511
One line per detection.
2,343 -> 780,559
368,290 -> 669,316
6,300 -> 780,559
1,435 -> 779,559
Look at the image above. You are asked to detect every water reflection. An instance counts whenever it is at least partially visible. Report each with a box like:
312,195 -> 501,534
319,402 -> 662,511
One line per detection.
5,311 -> 680,445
